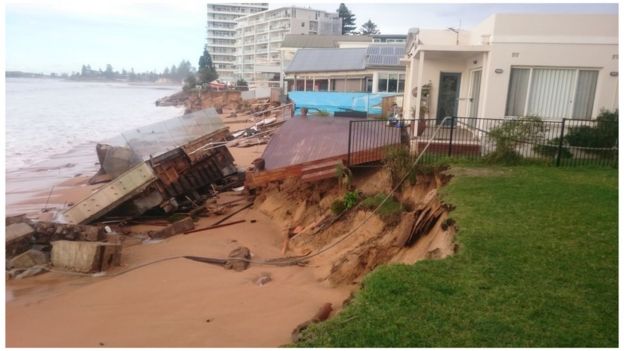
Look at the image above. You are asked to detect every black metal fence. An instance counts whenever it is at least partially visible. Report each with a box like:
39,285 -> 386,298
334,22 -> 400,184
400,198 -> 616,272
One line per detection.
347,117 -> 618,167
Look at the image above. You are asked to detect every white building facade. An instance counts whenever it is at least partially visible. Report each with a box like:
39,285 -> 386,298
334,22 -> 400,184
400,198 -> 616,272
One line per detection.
234,7 -> 342,85
402,14 -> 618,122
206,3 -> 268,83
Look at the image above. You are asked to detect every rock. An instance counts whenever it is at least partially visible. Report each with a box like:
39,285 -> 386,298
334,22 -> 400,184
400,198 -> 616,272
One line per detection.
51,240 -> 122,273
149,217 -> 195,239
8,249 -> 49,269
255,272 -> 272,286
224,246 -> 251,272
6,222 -> 35,258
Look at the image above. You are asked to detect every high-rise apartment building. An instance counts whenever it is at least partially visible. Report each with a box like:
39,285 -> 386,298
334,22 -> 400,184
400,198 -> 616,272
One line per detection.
234,7 -> 342,85
206,3 -> 268,82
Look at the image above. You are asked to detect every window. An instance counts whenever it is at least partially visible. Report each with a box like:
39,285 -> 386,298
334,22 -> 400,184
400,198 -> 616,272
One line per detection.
388,73 -> 398,92
378,73 -> 388,92
505,67 -> 599,119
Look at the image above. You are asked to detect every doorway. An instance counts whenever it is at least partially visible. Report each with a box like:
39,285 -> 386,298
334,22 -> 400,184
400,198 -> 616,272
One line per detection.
436,72 -> 461,125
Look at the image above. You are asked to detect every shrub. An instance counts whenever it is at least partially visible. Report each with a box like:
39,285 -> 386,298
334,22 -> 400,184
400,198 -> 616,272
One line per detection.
384,146 -> 417,186
533,138 -> 573,159
486,116 -> 546,164
343,191 -> 359,210
330,191 -> 360,215
183,74 -> 197,91
565,109 -> 618,153
361,193 -> 403,224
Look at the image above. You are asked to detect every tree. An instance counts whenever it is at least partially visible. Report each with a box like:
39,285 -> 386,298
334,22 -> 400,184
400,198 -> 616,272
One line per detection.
360,19 -> 380,36
183,74 -> 197,91
104,64 -> 114,79
176,60 -> 193,82
197,47 -> 218,85
337,3 -> 356,35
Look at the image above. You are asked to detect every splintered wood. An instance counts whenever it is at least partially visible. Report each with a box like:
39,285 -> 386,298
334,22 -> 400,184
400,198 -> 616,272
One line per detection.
401,189 -> 445,247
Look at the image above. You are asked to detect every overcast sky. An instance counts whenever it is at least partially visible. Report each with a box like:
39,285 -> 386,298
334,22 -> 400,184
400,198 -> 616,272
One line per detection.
4,1 -> 618,74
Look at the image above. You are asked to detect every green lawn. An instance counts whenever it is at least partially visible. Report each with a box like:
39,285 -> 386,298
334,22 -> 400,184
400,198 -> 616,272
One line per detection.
296,165 -> 618,347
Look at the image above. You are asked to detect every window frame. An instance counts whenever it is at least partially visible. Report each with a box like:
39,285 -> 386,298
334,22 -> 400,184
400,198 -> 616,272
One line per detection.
505,66 -> 600,119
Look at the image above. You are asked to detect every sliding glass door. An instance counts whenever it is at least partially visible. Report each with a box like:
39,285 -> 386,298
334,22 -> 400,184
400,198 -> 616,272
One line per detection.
505,67 -> 599,119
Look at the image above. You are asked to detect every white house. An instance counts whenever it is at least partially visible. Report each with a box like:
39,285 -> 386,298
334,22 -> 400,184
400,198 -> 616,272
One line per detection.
402,13 -> 618,123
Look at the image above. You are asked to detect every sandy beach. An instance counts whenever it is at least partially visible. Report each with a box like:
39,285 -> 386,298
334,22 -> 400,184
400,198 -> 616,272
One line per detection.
5,107 -> 358,347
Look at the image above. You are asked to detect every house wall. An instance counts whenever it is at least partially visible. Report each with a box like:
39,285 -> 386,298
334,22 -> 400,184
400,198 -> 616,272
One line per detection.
482,43 -> 618,118
403,14 -> 618,120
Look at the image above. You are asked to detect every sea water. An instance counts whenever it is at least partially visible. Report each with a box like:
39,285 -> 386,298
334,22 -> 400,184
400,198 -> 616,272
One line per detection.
6,78 -> 183,172
5,78 -> 184,214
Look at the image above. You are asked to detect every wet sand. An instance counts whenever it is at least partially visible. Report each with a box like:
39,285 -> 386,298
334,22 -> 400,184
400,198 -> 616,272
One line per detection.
6,112 -> 354,347
6,205 -> 351,347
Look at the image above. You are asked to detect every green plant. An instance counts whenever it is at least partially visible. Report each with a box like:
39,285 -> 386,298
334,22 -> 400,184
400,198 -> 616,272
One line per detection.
361,193 -> 403,224
343,191 -> 359,210
330,191 -> 360,215
384,146 -> 417,186
533,138 -> 573,159
486,116 -> 546,164
330,199 -> 346,215
564,109 -> 618,154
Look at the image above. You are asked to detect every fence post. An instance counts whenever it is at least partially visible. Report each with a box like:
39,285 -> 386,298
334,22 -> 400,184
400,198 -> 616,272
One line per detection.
347,121 -> 353,167
555,118 -> 566,167
448,116 -> 456,157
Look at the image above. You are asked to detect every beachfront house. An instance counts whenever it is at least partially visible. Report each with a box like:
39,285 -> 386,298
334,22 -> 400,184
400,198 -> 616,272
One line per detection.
284,43 -> 406,93
402,13 -> 619,123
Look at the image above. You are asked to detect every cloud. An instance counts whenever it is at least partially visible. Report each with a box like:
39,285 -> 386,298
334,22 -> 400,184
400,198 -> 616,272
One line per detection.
6,0 -> 206,28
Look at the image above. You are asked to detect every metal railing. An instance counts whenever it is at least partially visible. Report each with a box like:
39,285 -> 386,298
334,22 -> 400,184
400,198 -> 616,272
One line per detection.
346,117 -> 618,167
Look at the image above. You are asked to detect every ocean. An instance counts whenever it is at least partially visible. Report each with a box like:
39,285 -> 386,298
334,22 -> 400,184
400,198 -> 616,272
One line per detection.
5,78 -> 184,214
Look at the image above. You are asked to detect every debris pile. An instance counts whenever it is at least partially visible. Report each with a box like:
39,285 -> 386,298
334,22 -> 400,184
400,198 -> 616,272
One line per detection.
5,214 -> 113,279
61,108 -> 243,225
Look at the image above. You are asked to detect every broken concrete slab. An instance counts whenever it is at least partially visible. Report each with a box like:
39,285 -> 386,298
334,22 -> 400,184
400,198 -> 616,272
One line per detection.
51,240 -> 122,273
149,217 -> 195,239
6,222 -> 35,258
8,249 -> 49,269
6,214 -> 28,226
31,221 -> 106,243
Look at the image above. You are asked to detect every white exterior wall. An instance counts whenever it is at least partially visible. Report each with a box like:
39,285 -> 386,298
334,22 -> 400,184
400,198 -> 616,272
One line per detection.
206,3 -> 268,82
403,14 -> 618,120
234,7 -> 342,84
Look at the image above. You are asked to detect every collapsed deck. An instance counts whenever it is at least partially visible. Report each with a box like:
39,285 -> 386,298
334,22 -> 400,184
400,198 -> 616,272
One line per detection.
245,117 -> 405,187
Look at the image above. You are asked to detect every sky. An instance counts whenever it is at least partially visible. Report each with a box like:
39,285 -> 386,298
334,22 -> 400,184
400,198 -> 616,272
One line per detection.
4,1 -> 619,74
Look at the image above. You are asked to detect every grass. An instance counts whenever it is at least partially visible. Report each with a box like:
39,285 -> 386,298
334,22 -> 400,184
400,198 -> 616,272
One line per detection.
295,165 -> 618,347
361,193 -> 403,221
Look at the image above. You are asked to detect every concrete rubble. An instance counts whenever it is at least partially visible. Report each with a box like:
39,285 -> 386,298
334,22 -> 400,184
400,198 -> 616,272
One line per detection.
51,240 -> 122,273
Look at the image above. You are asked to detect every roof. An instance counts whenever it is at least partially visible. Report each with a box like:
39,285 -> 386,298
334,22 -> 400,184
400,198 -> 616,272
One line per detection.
365,44 -> 405,67
285,44 -> 405,73
281,34 -> 373,48
285,48 -> 367,73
